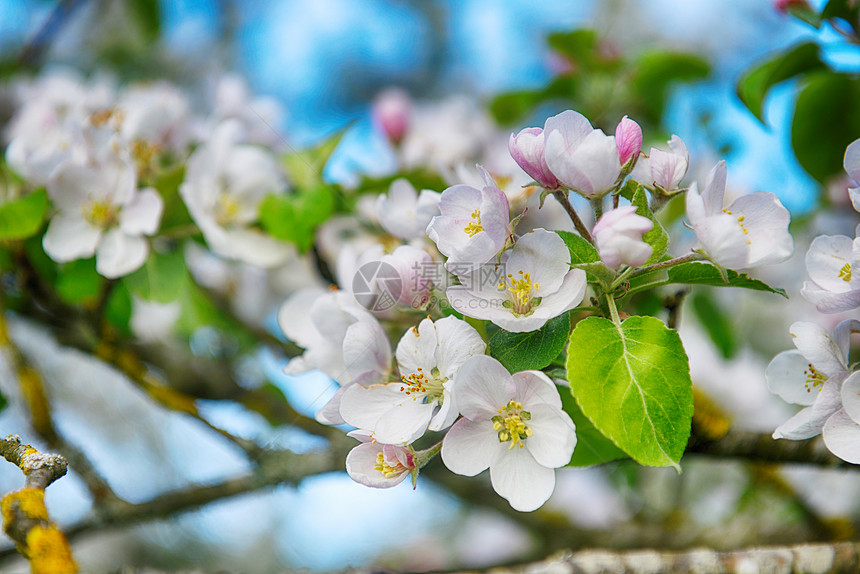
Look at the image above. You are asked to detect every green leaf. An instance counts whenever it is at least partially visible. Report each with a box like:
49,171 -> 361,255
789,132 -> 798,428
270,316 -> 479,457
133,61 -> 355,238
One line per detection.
128,0 -> 161,42
667,262 -> 787,297
153,164 -> 192,232
0,190 -> 47,241
630,51 -> 710,125
555,230 -> 599,264
618,181 -> 668,264
691,291 -> 736,359
259,186 -> 335,252
488,312 -> 570,372
56,258 -> 103,307
105,280 -> 132,335
0,388 -> 6,414
737,42 -> 825,123
787,5 -> 824,28
561,389 -> 628,467
823,0 -> 860,24
489,90 -> 542,125
546,29 -> 598,66
792,72 -> 860,183
123,249 -> 187,303
283,127 -> 349,189
566,315 -> 693,469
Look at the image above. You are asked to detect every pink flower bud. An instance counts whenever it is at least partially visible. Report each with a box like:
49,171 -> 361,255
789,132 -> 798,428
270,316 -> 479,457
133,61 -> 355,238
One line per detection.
592,205 -> 653,269
615,116 -> 642,166
508,127 -> 561,189
372,88 -> 411,144
774,0 -> 810,13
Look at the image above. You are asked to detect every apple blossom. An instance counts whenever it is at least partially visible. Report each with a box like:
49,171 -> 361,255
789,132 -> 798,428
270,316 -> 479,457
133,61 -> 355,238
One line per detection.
844,138 -> 860,211
373,88 -> 411,145
446,229 -> 587,332
632,135 -> 689,192
339,316 -> 485,445
278,288 -> 392,425
767,320 -> 859,440
375,178 -> 441,241
822,371 -> 860,463
543,110 -> 622,198
180,121 -> 292,268
345,430 -> 416,488
614,116 -> 642,166
592,206 -> 654,269
42,144 -> 163,278
441,355 -> 576,512
426,165 -> 512,266
685,160 -> 792,269
508,127 -> 561,189
800,235 -> 860,313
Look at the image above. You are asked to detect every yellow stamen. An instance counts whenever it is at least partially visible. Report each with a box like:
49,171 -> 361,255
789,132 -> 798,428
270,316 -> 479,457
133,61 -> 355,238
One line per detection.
839,263 -> 852,283
492,400 -> 532,450
804,363 -> 828,393
373,452 -> 406,478
463,209 -> 483,237
81,200 -> 117,228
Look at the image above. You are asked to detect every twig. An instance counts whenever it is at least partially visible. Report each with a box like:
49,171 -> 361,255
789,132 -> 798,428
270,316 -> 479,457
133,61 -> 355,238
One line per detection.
686,428 -> 851,468
17,0 -> 88,67
553,191 -> 593,244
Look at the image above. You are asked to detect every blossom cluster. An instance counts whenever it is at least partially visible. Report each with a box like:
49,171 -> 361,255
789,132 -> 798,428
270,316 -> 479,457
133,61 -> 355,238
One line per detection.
767,140 -> 860,462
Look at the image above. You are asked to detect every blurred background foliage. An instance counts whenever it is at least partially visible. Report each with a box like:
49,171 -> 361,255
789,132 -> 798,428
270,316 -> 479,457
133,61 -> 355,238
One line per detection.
1,0 -> 860,572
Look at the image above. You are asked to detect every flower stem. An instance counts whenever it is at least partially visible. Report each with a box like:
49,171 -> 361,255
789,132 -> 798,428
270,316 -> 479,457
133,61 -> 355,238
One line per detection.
609,267 -> 635,292
591,196 -> 604,221
552,190 -> 593,244
628,252 -> 706,280
605,293 -> 621,326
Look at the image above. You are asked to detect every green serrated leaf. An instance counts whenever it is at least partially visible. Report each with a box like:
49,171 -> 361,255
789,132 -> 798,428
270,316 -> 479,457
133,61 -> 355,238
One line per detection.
284,126 -> 349,189
56,258 -> 103,306
691,291 -> 736,359
618,180 -> 669,265
0,190 -> 47,241
791,72 -> 860,183
566,315 -> 693,469
123,249 -> 187,303
555,230 -> 599,264
561,388 -> 628,467
737,42 -> 824,123
488,312 -> 570,372
667,262 -> 787,297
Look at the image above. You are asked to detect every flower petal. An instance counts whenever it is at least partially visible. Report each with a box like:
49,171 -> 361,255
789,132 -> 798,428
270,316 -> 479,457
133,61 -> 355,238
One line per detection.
489,445 -> 556,512
766,350 -> 818,407
95,228 -> 148,278
790,321 -> 847,376
120,187 -> 163,236
524,403 -> 576,468
453,355 -> 516,420
823,409 -> 860,464
441,417 -> 501,476
42,215 -> 101,262
346,443 -> 408,488
840,371 -> 860,424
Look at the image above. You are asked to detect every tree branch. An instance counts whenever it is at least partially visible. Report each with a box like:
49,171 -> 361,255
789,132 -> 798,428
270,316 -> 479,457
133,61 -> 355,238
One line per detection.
686,428 -> 850,468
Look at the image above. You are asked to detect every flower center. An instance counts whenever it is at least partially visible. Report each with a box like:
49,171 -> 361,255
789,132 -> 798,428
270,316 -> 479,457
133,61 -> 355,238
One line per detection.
492,400 -> 532,450
215,193 -> 242,226
463,209 -> 483,237
81,199 -> 118,229
723,208 -> 752,245
373,452 -> 407,478
499,270 -> 540,315
399,367 -> 446,403
804,363 -> 827,393
839,263 -> 852,282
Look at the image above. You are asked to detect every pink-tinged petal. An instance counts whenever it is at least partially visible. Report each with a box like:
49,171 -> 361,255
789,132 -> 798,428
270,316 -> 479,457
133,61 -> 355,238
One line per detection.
524,403 -> 576,468
489,446 -> 556,512
343,321 -> 391,383
700,161 -> 727,216
614,116 -> 642,165
543,110 -> 593,153
790,322 -> 847,377
728,192 -> 792,266
840,371 -> 860,424
96,229 -> 148,278
800,281 -> 860,314
478,182 -> 512,245
684,181 -> 706,227
766,350 -> 817,407
566,130 -> 621,197
512,371 -> 563,410
773,379 -> 841,440
454,355 -> 516,419
340,383 -> 409,433
120,187 -> 163,236
693,213 -> 749,269
43,215 -> 101,262
441,417 -> 501,476
822,409 -> 860,464
805,235 -> 857,293
346,443 -> 409,488
845,138 -> 860,183
433,316 -> 486,378
650,147 -> 687,191
395,317 -> 439,375
509,128 -> 560,189
346,429 -> 374,442
373,399 -> 436,445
